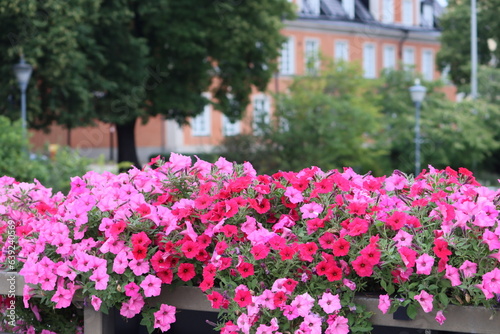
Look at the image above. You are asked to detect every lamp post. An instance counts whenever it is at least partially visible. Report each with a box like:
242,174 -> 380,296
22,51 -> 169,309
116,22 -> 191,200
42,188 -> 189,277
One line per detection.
409,79 -> 427,176
13,55 -> 33,139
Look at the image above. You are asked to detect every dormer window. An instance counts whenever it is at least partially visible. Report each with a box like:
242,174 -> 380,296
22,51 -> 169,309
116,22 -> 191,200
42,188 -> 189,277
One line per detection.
402,0 -> 413,26
421,0 -> 434,27
299,0 -> 321,16
382,0 -> 394,23
342,0 -> 355,19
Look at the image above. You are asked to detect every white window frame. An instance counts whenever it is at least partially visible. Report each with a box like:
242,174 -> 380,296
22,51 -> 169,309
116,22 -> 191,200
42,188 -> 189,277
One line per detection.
402,0 -> 413,26
222,115 -> 241,137
369,0 -> 380,21
342,0 -> 355,19
382,0 -> 394,23
299,0 -> 320,16
252,94 -> 271,136
334,40 -> 349,61
279,37 -> 295,75
421,3 -> 434,27
403,46 -> 415,70
191,94 -> 211,137
422,49 -> 434,81
383,44 -> 396,70
304,38 -> 320,74
363,43 -> 377,78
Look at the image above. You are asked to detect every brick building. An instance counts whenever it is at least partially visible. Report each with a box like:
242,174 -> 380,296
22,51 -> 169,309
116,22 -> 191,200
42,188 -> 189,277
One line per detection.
31,0 -> 449,163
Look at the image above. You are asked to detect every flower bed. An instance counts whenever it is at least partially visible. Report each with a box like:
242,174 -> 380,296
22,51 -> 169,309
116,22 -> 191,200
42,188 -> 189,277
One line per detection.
1,154 -> 499,334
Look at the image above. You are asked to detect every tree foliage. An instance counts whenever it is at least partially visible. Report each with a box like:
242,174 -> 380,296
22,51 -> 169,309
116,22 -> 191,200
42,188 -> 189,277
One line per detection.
437,0 -> 500,91
219,65 -> 500,177
0,0 -> 101,129
0,0 -> 294,165
218,62 -> 387,175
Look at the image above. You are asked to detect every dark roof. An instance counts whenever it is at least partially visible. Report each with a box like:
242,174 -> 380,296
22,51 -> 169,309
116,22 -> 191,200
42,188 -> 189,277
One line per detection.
354,0 -> 376,22
295,0 -> 441,32
321,0 -> 348,18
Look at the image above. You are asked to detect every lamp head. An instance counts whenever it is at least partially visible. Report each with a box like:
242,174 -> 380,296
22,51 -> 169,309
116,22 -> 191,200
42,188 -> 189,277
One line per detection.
13,55 -> 33,91
409,79 -> 427,104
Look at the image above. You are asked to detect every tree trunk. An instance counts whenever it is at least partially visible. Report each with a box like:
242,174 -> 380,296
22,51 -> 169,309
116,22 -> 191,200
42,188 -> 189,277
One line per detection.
116,117 -> 140,169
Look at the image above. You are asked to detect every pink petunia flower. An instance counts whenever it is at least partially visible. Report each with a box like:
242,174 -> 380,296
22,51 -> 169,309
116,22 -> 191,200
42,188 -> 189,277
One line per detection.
435,310 -> 446,325
482,267 -> 500,294
378,294 -> 390,314
444,265 -> 461,286
299,313 -> 322,334
414,290 -> 434,313
459,260 -> 477,278
91,296 -> 102,311
300,202 -> 323,219
393,230 -> 413,248
415,253 -> 434,275
318,292 -> 341,314
291,293 -> 315,317
326,315 -> 349,334
282,304 -> 299,320
153,304 -> 176,332
140,274 -> 163,297
284,187 -> 304,204
89,268 -> 109,290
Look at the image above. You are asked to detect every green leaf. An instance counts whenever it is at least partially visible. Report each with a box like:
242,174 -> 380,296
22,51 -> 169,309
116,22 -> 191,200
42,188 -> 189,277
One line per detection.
386,283 -> 395,295
406,303 -> 418,320
438,293 -> 449,307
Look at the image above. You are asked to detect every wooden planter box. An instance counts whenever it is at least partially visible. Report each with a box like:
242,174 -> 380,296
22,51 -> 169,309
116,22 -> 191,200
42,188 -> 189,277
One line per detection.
1,271 -> 499,334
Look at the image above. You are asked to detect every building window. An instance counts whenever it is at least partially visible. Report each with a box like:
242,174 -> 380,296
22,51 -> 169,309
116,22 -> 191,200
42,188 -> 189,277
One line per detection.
299,0 -> 320,16
369,0 -> 380,21
342,0 -> 355,19
383,45 -> 396,70
305,39 -> 320,74
402,0 -> 413,25
382,0 -> 394,23
191,100 -> 211,137
279,37 -> 295,75
422,49 -> 434,81
222,115 -> 241,137
421,2 -> 434,27
335,40 -> 349,61
363,44 -> 376,78
403,47 -> 415,70
252,94 -> 271,135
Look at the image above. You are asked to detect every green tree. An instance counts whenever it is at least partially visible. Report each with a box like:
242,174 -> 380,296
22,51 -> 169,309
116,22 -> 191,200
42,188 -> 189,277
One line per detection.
438,0 -> 500,177
218,61 -> 387,175
377,69 -> 500,174
1,1 -> 294,166
437,0 -> 500,91
0,0 -> 100,130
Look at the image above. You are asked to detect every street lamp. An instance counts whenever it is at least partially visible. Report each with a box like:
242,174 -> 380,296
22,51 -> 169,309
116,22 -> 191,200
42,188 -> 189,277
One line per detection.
409,79 -> 427,176
13,55 -> 33,138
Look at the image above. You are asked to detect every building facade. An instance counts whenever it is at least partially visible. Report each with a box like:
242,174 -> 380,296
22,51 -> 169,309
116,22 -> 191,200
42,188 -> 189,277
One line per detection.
30,0 -> 448,163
